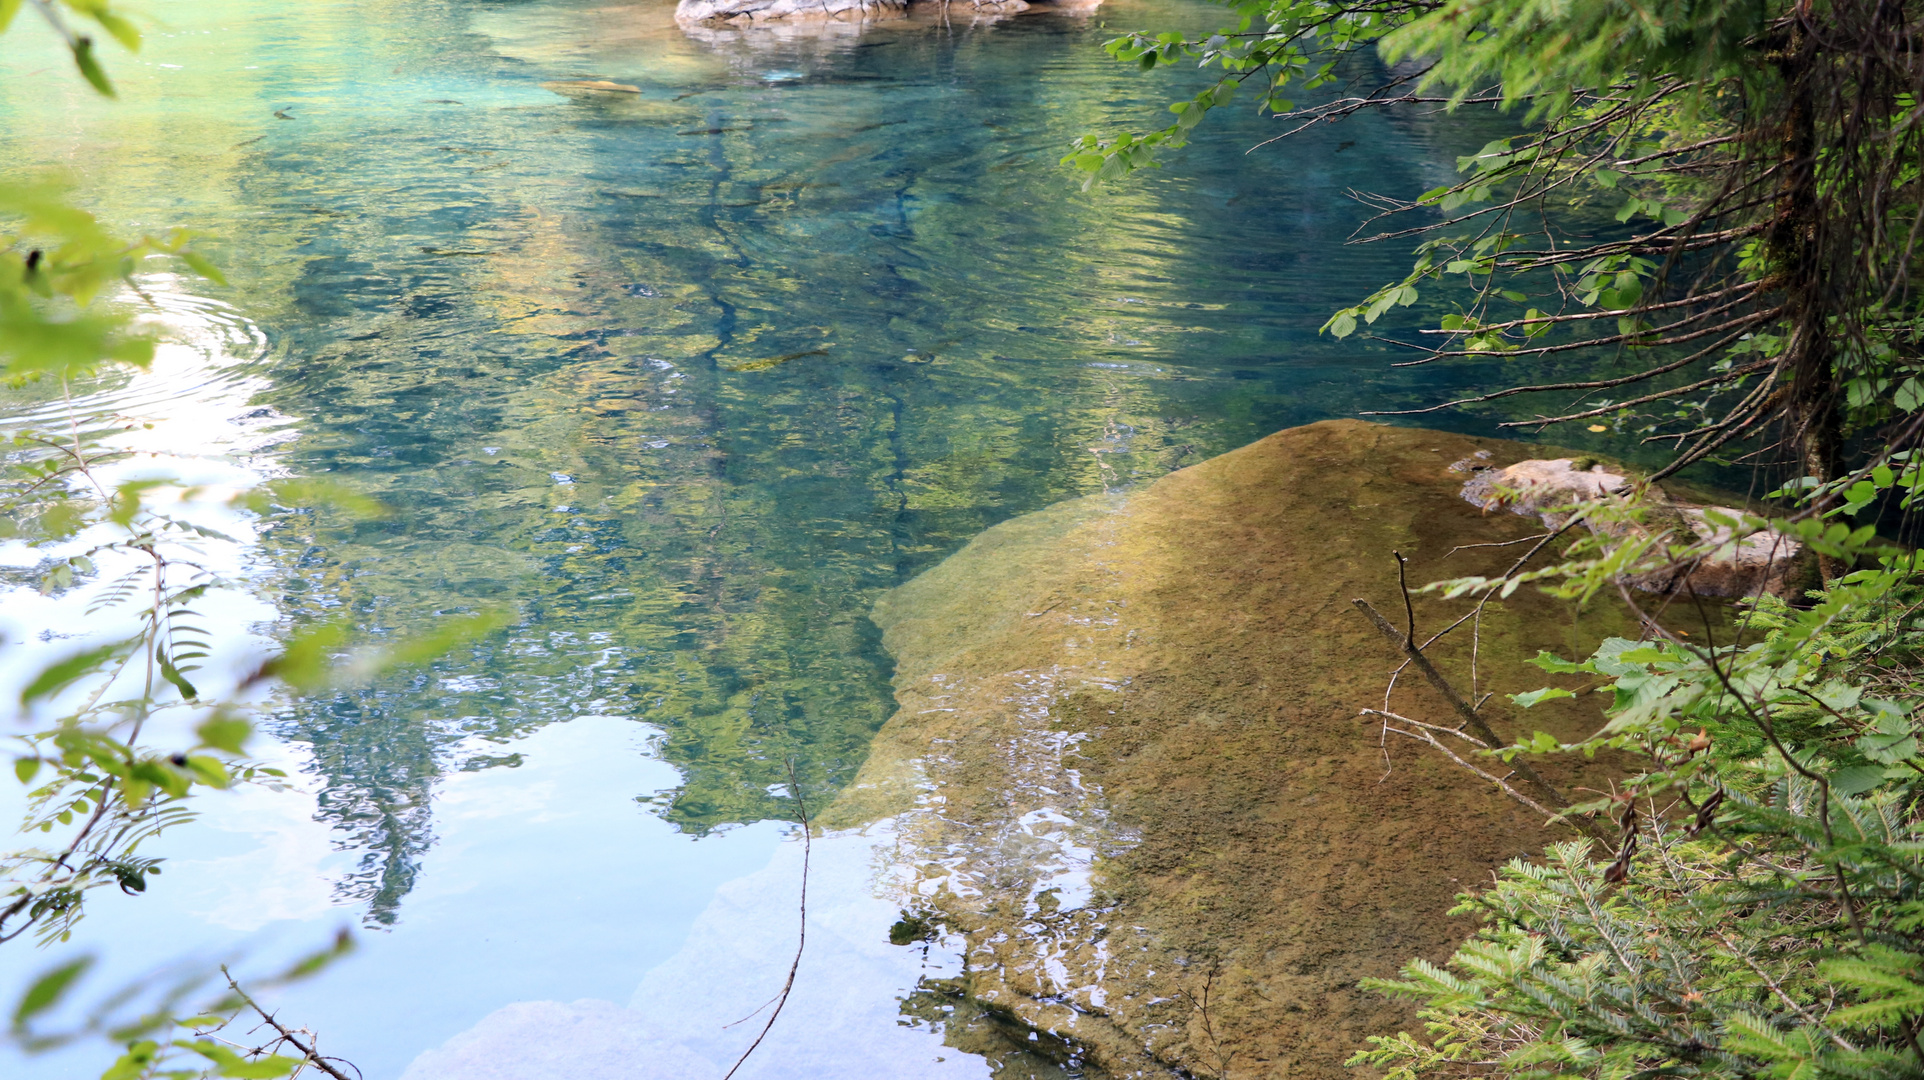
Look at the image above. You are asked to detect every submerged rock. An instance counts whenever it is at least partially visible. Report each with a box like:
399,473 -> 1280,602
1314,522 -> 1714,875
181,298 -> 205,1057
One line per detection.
674,0 -> 1087,29
540,79 -> 644,95
676,0 -> 905,25
1462,456 -> 1805,598
823,420 -> 1648,1079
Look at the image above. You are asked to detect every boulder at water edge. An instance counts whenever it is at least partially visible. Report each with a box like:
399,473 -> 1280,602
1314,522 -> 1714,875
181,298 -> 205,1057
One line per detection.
820,420 -> 1657,1079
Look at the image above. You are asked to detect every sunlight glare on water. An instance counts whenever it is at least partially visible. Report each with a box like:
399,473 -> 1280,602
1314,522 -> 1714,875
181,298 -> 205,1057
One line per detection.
0,277 -> 284,722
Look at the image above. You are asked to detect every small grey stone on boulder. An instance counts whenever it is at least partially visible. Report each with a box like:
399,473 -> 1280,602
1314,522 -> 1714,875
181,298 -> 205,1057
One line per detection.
1462,457 -> 1806,599
1463,458 -> 1628,524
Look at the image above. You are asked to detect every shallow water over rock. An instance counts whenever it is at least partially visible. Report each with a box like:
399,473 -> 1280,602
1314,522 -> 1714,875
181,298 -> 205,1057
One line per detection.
835,421 -> 1646,1077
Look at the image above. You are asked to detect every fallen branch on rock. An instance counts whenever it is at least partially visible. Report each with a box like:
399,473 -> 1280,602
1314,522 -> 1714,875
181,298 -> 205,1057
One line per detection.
1353,597 -> 1573,816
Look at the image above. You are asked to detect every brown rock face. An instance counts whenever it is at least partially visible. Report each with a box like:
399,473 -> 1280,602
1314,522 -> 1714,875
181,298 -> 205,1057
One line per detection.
824,421 -> 1648,1079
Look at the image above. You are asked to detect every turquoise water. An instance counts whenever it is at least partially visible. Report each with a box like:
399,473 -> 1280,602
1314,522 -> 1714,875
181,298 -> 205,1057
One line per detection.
0,0 -> 1519,1075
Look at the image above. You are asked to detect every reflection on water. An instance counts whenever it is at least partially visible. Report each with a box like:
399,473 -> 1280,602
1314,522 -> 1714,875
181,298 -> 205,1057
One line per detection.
237,0 -> 1486,885
2,0 -> 1516,1073
0,278 -> 284,715
399,818 -> 983,1080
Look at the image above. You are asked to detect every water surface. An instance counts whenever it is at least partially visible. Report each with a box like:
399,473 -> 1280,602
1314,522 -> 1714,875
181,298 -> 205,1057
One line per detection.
1,1 -> 1515,1074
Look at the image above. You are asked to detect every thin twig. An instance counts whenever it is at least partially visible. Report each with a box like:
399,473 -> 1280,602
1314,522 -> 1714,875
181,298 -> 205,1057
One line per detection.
219,967 -> 357,1080
1353,597 -> 1577,818
1378,719 -> 1558,819
1446,533 -> 1554,557
721,762 -> 812,1080
1395,551 -> 1417,649
1360,708 -> 1488,746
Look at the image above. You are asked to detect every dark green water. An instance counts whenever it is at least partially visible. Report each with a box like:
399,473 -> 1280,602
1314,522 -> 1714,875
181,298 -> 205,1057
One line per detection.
0,0 -> 1536,1074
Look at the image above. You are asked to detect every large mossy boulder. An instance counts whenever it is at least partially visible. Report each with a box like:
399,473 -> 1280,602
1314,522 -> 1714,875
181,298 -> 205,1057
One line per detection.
821,420 -> 1653,1078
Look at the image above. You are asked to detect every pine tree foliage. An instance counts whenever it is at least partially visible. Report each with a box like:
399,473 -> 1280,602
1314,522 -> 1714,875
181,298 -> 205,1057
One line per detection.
1355,563 -> 1924,1079
1074,0 -> 1924,491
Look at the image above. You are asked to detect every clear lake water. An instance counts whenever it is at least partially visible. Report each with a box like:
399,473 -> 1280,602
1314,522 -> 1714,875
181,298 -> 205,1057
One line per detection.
0,2 -> 1543,1075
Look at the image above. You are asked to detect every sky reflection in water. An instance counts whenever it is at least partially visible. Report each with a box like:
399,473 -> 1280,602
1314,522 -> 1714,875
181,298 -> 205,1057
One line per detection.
0,0 -> 1506,1074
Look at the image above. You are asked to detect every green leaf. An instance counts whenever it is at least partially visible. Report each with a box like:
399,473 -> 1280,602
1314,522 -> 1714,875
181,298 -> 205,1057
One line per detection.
1510,687 -> 1577,708
220,1056 -> 302,1079
176,249 -> 229,287
280,929 -> 355,979
361,610 -> 512,674
1591,637 -> 1656,677
1830,765 -> 1886,796
89,9 -> 142,51
71,36 -> 115,97
158,650 -> 199,701
1529,650 -> 1590,674
101,1040 -> 159,1080
13,756 -> 40,783
252,478 -> 389,522
12,956 -> 93,1025
254,620 -> 350,692
1858,729 -> 1919,765
1615,646 -> 1669,665
181,1041 -> 301,1078
20,642 -> 125,705
196,716 -> 252,755
1816,680 -> 1864,711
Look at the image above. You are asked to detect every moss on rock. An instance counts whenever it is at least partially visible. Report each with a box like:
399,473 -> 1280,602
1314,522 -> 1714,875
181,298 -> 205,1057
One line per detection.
824,420 -> 1659,1079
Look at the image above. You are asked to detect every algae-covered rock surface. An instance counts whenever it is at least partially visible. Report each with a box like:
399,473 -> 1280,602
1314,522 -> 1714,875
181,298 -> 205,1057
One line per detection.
821,420 -> 1650,1079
